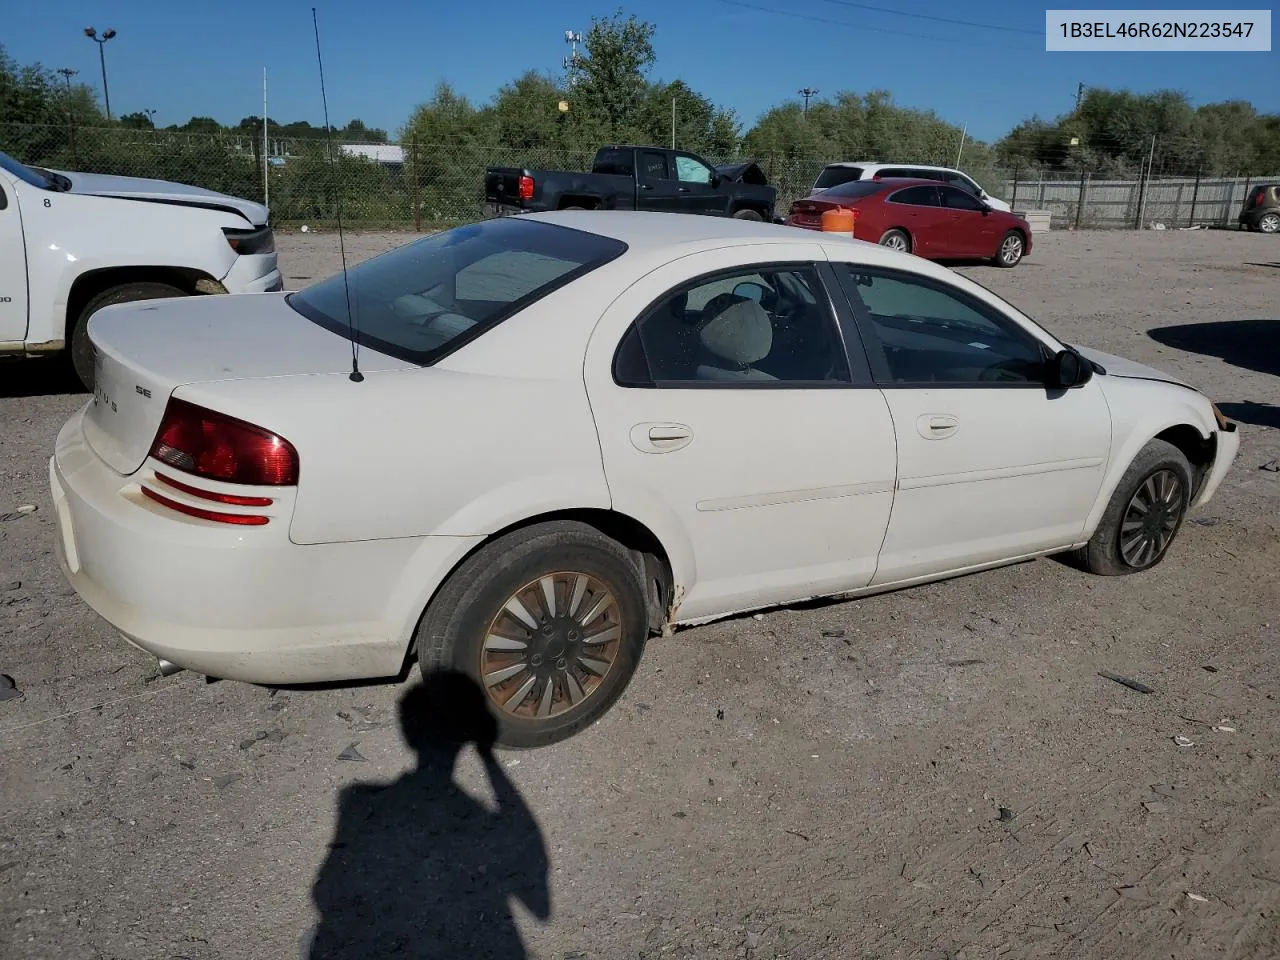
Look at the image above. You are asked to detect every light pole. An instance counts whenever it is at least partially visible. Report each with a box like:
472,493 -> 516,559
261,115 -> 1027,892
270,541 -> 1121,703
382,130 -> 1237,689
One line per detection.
143,108 -> 157,127
83,27 -> 117,120
798,87 -> 818,117
57,68 -> 79,164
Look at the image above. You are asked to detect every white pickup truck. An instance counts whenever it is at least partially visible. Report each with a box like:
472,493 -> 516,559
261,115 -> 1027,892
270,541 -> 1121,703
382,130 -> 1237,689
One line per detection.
0,150 -> 282,390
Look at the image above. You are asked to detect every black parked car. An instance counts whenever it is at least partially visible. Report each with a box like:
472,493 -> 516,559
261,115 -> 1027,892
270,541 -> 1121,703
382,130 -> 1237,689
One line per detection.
1238,183 -> 1280,233
484,145 -> 777,222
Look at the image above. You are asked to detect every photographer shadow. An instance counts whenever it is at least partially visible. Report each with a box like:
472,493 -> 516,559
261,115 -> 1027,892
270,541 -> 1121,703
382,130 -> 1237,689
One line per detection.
306,670 -> 549,959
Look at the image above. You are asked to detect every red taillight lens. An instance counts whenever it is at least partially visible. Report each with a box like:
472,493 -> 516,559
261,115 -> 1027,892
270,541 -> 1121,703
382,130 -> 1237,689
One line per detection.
1254,190 -> 1265,207
518,175 -> 535,200
149,398 -> 299,486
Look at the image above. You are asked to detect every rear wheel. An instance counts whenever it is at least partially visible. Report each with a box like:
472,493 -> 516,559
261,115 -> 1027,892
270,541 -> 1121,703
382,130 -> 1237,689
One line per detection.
413,521 -> 650,749
1260,212 -> 1280,233
732,208 -> 764,221
70,282 -> 187,390
994,230 -> 1025,268
1071,439 -> 1192,576
879,229 -> 911,253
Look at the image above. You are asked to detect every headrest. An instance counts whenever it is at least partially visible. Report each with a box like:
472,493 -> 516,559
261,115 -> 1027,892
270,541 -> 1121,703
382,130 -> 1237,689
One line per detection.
697,296 -> 773,367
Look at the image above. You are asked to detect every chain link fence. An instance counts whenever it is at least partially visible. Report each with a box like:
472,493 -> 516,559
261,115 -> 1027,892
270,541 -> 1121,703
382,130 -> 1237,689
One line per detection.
3,123 -> 1275,231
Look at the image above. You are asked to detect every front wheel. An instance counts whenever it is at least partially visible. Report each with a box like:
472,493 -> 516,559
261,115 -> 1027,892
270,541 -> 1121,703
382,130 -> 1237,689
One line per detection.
1071,439 -> 1192,576
413,521 -> 650,749
994,230 -> 1025,268
70,282 -> 187,390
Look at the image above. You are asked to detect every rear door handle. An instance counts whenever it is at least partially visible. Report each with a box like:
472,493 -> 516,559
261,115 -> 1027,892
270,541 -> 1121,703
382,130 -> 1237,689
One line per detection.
677,187 -> 690,193
630,422 -> 693,453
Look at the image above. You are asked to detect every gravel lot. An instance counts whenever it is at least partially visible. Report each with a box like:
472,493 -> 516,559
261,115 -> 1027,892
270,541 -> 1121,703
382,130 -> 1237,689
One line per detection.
2,228 -> 1278,960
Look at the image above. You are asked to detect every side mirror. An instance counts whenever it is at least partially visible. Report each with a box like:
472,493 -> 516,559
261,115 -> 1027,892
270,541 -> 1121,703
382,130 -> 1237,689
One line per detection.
1048,348 -> 1093,389
732,281 -> 767,303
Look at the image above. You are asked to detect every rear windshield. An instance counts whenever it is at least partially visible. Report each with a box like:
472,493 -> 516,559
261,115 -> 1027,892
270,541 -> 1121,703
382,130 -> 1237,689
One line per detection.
289,217 -> 627,365
818,180 -> 889,199
813,165 -> 864,189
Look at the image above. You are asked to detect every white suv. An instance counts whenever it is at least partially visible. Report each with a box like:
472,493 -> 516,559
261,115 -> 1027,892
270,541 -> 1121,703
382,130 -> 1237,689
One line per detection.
811,162 -> 1011,212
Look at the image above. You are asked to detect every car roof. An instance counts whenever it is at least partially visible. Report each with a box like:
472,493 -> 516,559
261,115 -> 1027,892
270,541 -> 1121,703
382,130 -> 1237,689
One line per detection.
823,162 -> 961,172
520,210 -> 806,252
819,177 -> 948,191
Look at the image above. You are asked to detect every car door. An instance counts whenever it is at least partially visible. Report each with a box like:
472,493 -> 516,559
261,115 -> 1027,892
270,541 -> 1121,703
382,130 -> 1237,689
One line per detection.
672,153 -> 728,216
0,177 -> 28,343
635,151 -> 681,213
936,185 -> 1001,258
582,244 -> 898,622
882,185 -> 946,256
828,262 -> 1112,585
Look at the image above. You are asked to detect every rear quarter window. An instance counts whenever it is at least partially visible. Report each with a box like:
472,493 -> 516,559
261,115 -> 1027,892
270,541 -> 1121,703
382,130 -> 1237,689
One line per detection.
814,166 -> 864,189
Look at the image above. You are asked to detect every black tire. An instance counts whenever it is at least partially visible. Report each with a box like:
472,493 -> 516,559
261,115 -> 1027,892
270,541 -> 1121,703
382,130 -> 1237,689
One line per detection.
878,228 -> 911,254
993,229 -> 1026,268
560,204 -> 587,211
71,282 -> 187,390
413,521 -> 650,749
732,208 -> 764,221
1260,212 -> 1280,234
1071,439 -> 1193,576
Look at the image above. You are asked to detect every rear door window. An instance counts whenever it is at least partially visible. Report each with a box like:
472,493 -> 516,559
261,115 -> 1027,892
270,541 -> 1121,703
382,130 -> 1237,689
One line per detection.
888,186 -> 941,207
641,151 -> 670,181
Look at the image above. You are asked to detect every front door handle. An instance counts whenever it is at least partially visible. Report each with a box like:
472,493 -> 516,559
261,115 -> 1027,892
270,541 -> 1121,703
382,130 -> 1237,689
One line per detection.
630,422 -> 693,453
917,414 -> 959,439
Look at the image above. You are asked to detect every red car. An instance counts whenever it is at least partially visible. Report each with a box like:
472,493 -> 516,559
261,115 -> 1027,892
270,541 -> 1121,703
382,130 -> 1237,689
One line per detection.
785,177 -> 1032,267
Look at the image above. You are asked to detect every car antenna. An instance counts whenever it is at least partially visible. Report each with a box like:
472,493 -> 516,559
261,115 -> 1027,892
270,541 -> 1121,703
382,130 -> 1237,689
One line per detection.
311,6 -> 363,383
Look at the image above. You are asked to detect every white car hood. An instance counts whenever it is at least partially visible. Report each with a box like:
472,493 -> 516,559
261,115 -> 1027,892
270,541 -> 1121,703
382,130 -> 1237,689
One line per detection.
56,170 -> 268,225
1074,345 -> 1192,389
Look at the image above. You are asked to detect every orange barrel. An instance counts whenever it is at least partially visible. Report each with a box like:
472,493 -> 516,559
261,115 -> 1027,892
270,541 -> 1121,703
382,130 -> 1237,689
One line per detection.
820,207 -> 855,233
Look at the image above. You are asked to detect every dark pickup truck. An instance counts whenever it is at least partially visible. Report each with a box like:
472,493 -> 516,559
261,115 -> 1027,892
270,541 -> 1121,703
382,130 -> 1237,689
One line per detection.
484,145 -> 777,221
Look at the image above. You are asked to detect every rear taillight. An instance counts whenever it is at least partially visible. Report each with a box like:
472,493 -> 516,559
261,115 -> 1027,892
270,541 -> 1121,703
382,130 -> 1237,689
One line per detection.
149,398 -> 298,486
518,175 -> 535,200
1254,190 -> 1265,207
223,226 -> 276,255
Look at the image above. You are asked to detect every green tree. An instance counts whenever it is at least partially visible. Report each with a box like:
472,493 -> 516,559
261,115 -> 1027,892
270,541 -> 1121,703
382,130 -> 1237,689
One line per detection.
570,11 -> 656,143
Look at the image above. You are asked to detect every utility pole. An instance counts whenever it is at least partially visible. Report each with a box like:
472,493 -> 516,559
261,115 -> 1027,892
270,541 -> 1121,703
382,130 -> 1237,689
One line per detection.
798,87 -> 818,117
1075,82 -> 1085,111
83,27 -> 117,120
56,68 -> 79,164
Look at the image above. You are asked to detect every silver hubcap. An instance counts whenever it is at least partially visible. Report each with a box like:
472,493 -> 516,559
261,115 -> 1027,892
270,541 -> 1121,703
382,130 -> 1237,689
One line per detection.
1261,214 -> 1280,233
882,233 -> 907,251
1001,235 -> 1023,262
481,572 -> 622,720
1119,469 -> 1184,568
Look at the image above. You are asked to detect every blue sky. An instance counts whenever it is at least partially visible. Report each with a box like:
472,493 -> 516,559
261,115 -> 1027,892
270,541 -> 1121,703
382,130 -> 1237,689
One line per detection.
7,1 -> 1278,143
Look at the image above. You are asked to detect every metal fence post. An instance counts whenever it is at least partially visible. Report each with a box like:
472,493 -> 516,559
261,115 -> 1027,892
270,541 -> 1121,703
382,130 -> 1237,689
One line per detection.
412,138 -> 421,233
1075,163 -> 1087,230
1010,165 -> 1020,211
1188,163 -> 1201,227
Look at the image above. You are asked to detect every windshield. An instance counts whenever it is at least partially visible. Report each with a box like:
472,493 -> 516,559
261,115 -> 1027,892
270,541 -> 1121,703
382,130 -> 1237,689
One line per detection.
813,165 -> 863,189
0,151 -> 55,189
288,217 -> 627,365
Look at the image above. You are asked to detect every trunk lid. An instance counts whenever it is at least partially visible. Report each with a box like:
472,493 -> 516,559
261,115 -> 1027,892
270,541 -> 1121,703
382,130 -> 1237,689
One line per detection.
789,197 -> 848,228
82,293 -> 415,475
57,170 -> 268,225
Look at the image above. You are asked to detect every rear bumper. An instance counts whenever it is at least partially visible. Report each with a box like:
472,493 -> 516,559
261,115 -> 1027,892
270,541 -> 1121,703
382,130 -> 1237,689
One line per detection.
50,407 -> 479,684
1192,425 -> 1240,509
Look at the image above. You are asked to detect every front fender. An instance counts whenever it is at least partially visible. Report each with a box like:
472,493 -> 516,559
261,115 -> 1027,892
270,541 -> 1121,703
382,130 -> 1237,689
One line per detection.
1083,377 -> 1217,538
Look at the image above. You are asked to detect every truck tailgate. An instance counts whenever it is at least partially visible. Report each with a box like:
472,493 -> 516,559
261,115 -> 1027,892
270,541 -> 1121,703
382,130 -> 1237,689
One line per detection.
484,167 -> 531,208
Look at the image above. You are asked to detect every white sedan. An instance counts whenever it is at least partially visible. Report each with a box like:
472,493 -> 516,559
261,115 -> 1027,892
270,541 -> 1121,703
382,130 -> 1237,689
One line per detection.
51,212 -> 1240,748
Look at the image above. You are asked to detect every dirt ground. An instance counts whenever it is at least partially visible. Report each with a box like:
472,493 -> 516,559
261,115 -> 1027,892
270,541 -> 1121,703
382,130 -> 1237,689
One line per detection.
2,228 -> 1278,960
